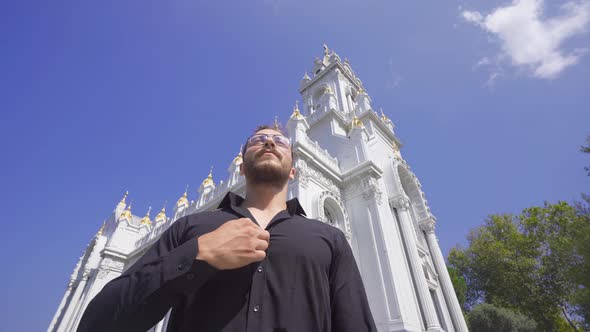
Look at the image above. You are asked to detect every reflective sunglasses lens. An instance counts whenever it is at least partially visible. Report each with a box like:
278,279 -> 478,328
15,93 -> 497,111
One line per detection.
249,135 -> 265,145
274,136 -> 290,147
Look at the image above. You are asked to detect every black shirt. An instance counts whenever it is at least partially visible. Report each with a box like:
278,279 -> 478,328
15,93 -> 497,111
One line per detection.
78,192 -> 377,332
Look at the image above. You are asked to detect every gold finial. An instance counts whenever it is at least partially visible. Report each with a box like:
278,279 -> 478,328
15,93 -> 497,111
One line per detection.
352,115 -> 364,128
141,206 -> 152,226
97,221 -> 106,236
176,187 -> 189,206
119,202 -> 132,220
273,116 -> 279,130
291,101 -> 303,119
323,43 -> 329,56
380,108 -> 388,121
344,58 -> 349,64
119,191 -> 128,204
202,167 -> 214,187
155,202 -> 167,222
392,141 -> 400,151
233,145 -> 243,164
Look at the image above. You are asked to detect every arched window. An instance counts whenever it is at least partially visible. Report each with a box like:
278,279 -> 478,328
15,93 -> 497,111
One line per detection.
324,205 -> 336,225
317,191 -> 353,242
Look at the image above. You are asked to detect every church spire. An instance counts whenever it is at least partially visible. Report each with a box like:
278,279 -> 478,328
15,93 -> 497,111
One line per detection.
290,101 -> 303,120
115,190 -> 128,213
201,167 -> 215,188
233,145 -> 243,165
155,203 -> 167,223
140,207 -> 152,226
176,186 -> 189,208
119,201 -> 132,221
97,221 -> 106,236
119,191 -> 128,205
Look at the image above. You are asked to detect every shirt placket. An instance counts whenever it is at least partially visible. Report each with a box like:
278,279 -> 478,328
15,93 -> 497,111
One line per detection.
231,203 -> 291,332
246,258 -> 268,332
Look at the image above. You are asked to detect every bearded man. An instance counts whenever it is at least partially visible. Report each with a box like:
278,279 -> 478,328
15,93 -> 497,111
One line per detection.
78,125 -> 377,332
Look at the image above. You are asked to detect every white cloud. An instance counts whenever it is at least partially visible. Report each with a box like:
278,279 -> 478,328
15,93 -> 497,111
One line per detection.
485,72 -> 502,87
462,0 -> 590,79
462,10 -> 484,24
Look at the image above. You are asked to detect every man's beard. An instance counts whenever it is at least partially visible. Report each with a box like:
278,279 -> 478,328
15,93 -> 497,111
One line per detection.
243,152 -> 291,189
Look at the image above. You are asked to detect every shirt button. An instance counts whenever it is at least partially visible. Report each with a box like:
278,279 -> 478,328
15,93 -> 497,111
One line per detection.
253,305 -> 261,312
257,266 -> 263,273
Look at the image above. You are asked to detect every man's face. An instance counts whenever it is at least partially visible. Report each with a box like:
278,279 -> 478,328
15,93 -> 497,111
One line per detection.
240,128 -> 296,188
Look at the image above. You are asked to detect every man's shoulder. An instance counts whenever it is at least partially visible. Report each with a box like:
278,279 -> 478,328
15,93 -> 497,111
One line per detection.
293,214 -> 346,236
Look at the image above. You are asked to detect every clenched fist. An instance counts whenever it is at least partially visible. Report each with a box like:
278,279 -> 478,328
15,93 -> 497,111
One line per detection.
196,218 -> 270,270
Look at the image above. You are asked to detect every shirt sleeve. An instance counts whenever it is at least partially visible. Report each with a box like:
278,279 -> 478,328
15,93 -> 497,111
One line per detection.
77,216 -> 218,332
330,230 -> 378,332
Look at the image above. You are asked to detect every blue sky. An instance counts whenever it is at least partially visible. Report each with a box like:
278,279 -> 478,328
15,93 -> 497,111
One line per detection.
1,0 -> 589,330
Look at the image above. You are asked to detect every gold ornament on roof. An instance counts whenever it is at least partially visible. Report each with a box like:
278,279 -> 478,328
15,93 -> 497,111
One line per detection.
233,146 -> 243,164
380,108 -> 389,121
120,203 -> 132,220
352,115 -> 364,128
155,204 -> 167,222
141,207 -> 152,226
202,167 -> 214,187
176,187 -> 189,206
291,101 -> 303,120
97,222 -> 106,236
119,191 -> 128,205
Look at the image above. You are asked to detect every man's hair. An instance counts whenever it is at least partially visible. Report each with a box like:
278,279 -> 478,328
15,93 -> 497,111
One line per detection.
241,124 -> 293,159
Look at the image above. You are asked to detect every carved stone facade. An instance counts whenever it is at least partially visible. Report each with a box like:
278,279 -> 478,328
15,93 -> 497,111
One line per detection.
49,47 -> 468,332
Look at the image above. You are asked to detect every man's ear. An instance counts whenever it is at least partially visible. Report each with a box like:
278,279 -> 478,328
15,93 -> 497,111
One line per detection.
239,163 -> 244,176
288,167 -> 296,180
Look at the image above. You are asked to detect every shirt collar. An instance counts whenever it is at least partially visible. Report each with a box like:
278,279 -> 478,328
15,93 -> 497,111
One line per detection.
218,191 -> 306,216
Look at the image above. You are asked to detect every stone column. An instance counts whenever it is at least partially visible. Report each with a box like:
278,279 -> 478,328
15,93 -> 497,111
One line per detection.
423,221 -> 469,332
392,196 -> 442,331
59,270 -> 90,332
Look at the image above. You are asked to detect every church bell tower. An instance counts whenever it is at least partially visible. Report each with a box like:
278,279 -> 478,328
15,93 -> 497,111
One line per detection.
286,45 -> 468,332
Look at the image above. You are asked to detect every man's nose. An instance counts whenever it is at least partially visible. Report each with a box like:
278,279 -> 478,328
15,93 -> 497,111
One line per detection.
263,137 -> 276,148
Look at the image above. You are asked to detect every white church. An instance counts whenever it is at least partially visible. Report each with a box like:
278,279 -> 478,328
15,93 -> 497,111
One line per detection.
49,46 -> 468,332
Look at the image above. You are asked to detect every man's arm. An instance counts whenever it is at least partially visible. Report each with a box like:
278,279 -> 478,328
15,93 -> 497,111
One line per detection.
330,230 -> 378,332
77,216 -> 217,332
77,216 -> 269,332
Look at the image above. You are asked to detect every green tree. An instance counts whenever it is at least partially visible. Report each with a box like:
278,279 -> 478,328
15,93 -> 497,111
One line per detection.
582,135 -> 590,176
448,202 -> 589,331
448,266 -> 467,311
467,303 -> 537,332
571,197 -> 590,330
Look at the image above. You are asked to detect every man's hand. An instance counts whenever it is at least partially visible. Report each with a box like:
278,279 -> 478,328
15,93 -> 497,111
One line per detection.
196,218 -> 270,270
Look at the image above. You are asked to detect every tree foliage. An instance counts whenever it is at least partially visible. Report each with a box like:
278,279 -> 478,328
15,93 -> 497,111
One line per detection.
448,201 -> 590,331
582,135 -> 590,176
448,266 -> 467,311
467,303 -> 537,332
